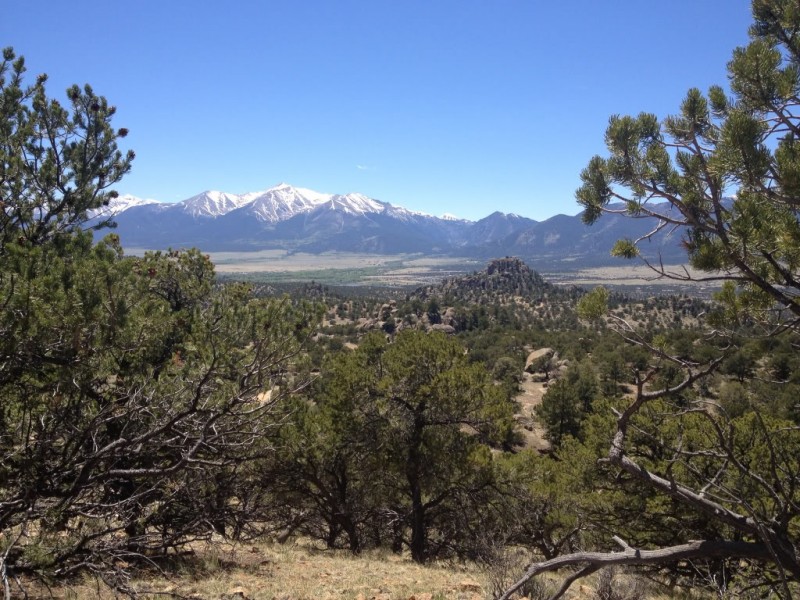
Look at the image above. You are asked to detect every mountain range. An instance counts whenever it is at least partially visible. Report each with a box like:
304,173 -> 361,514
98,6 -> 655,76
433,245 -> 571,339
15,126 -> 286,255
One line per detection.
91,183 -> 687,267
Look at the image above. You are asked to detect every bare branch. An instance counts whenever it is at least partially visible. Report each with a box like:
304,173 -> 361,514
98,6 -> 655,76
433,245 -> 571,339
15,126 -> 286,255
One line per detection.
499,540 -> 773,600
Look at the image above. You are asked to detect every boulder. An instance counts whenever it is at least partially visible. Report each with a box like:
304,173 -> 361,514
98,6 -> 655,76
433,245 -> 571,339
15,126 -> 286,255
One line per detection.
524,347 -> 555,372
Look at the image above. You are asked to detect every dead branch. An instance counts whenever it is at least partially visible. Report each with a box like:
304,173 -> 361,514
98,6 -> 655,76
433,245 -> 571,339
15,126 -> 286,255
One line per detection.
499,539 -> 773,600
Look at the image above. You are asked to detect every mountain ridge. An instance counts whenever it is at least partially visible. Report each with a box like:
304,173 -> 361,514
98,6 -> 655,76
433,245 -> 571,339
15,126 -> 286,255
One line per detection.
94,184 -> 688,266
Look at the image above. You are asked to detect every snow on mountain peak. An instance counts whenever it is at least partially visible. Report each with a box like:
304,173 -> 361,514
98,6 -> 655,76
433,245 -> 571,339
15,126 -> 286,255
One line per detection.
110,184 -> 478,227
181,191 -> 250,217
245,183 -> 331,202
326,192 -> 386,215
242,185 -> 330,223
88,194 -> 160,218
176,185 -> 336,221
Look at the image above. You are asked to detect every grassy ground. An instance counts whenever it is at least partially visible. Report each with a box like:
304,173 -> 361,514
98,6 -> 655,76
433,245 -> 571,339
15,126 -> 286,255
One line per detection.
29,539 -> 689,600
128,247 -> 714,293
208,251 -> 481,287
37,541 -> 493,600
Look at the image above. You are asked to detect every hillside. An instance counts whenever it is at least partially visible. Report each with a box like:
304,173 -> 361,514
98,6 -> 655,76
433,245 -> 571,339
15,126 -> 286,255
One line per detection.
410,256 -> 566,303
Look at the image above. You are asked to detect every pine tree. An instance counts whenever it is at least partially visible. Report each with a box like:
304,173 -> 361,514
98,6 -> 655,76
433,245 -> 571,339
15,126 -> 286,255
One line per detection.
0,48 -> 320,596
503,2 -> 800,598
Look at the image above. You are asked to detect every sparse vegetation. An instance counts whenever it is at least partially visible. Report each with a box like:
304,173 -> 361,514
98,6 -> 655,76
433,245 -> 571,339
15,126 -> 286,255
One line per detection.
5,2 -> 800,598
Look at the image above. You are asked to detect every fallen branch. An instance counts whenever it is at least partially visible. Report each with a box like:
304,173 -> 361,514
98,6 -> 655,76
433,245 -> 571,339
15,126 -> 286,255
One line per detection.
498,539 -> 772,600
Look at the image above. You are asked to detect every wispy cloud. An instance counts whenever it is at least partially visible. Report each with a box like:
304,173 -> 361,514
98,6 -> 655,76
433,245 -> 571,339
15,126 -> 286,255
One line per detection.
356,164 -> 369,171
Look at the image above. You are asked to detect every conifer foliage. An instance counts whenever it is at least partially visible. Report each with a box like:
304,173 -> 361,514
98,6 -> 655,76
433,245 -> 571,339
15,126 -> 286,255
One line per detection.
502,2 -> 800,598
0,48 -> 318,597
576,1 -> 800,327
0,48 -> 133,251
270,330 -> 518,563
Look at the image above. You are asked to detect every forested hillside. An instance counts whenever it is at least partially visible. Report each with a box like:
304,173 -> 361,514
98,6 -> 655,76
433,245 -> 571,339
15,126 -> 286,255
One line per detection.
4,1 -> 800,598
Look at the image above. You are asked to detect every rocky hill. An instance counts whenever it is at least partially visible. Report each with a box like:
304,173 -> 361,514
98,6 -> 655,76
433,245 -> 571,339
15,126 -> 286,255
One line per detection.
409,256 -> 577,305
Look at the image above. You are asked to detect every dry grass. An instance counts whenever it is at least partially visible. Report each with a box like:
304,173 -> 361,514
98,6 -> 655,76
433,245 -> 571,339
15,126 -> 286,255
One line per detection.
543,264 -> 702,286
35,540 -> 489,600
210,251 -> 399,274
27,542 -> 711,600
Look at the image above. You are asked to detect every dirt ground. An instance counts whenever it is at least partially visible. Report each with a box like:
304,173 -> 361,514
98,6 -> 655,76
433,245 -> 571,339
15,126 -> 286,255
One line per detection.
514,372 -> 550,452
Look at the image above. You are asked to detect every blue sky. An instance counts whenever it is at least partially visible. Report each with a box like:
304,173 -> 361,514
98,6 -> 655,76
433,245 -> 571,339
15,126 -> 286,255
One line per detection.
4,1 -> 753,221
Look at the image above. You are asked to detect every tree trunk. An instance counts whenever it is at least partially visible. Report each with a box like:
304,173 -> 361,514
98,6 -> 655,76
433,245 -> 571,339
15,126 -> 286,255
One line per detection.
325,520 -> 341,549
409,486 -> 426,563
340,515 -> 361,554
407,412 -> 426,563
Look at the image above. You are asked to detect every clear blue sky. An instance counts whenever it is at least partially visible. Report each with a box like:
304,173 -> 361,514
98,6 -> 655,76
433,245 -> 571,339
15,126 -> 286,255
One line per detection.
3,1 -> 753,221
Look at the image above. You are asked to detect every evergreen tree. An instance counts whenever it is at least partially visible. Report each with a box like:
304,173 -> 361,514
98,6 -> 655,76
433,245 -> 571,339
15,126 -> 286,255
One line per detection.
0,48 -> 320,595
284,331 -> 518,563
503,2 -> 800,597
535,379 -> 583,449
378,330 -> 516,562
576,1 -> 800,329
0,48 -> 133,252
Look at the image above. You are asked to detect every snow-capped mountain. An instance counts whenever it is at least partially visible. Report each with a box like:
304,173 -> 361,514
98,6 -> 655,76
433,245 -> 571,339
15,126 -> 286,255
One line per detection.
115,184 -> 446,223
94,184 -> 688,265
89,194 -> 160,218
325,193 -> 385,216
180,191 -> 251,218
240,183 -> 332,222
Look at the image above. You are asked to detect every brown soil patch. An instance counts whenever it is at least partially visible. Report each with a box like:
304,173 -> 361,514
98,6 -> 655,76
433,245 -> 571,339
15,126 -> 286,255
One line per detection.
514,372 -> 550,452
